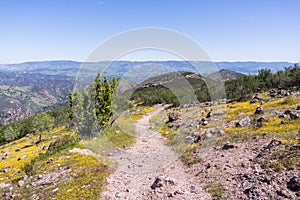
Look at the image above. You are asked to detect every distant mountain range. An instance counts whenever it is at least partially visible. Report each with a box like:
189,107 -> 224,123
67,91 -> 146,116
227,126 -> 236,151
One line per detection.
0,60 -> 297,82
0,60 -> 298,124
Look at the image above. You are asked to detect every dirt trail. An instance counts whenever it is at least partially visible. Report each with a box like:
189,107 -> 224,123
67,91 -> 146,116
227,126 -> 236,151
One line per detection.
101,107 -> 211,200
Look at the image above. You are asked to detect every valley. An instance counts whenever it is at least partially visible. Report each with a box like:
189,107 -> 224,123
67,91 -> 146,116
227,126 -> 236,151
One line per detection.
0,62 -> 299,199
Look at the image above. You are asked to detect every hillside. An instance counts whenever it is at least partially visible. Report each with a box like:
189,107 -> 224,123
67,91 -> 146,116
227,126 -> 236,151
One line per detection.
0,72 -> 73,124
150,91 -> 300,199
0,105 -> 153,199
208,69 -> 245,81
0,61 -> 296,125
0,89 -> 299,199
130,71 -> 212,106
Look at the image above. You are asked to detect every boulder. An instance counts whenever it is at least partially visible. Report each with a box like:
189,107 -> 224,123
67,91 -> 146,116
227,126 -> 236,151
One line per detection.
202,120 -> 208,126
206,112 -> 213,118
287,177 -> 300,192
236,116 -> 251,127
290,112 -> 300,120
284,109 -> 292,114
250,98 -> 260,104
199,118 -> 208,126
255,106 -> 263,114
168,112 -> 180,122
18,180 -> 24,187
257,117 -> 266,123
269,89 -> 277,97
151,176 -> 176,189
222,143 -> 235,150
279,114 -> 286,118
250,94 -> 262,104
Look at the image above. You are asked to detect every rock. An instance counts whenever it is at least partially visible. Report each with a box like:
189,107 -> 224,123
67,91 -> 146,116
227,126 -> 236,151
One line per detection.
290,112 -> 300,120
250,94 -> 262,104
284,109 -> 292,114
0,168 -> 8,173
22,144 -> 32,149
202,120 -> 208,126
256,122 -> 263,128
151,176 -> 176,189
255,106 -> 263,114
15,148 -> 21,152
222,143 -> 235,150
277,189 -> 290,198
46,158 -> 54,164
174,189 -> 184,195
151,177 -> 164,189
18,180 -> 24,187
200,117 -> 208,126
287,177 -> 300,192
168,112 -> 180,122
250,98 -> 260,104
17,155 -> 27,161
257,117 -> 266,122
51,188 -> 59,194
206,112 -> 213,118
278,89 -> 288,96
0,183 -> 11,189
69,148 -> 95,155
269,89 -> 277,97
236,116 -> 251,127
279,114 -> 286,118
190,185 -> 201,194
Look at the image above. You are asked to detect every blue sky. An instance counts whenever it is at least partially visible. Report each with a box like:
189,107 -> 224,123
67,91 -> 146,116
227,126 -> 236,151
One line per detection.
0,0 -> 299,63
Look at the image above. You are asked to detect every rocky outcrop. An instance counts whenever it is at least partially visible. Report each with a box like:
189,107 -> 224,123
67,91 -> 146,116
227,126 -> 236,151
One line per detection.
269,88 -> 291,98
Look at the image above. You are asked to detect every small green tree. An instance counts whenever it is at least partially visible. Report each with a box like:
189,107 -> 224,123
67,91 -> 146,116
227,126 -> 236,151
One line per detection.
69,74 -> 118,138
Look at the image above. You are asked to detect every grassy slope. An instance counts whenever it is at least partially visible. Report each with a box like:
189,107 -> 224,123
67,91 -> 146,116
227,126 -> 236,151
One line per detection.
0,106 -> 155,199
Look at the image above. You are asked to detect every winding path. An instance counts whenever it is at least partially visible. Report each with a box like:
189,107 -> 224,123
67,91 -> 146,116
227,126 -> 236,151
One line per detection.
101,107 -> 211,200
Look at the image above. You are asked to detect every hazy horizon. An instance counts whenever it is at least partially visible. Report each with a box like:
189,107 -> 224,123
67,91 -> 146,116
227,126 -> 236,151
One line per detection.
1,59 -> 299,65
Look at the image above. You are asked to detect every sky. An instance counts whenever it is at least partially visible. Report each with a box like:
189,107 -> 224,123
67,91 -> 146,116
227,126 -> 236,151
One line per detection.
0,0 -> 299,63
